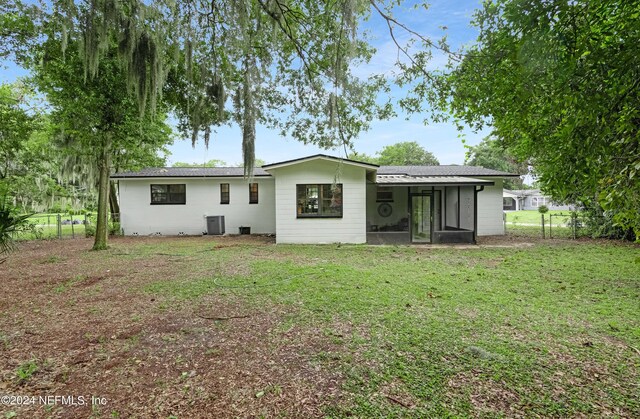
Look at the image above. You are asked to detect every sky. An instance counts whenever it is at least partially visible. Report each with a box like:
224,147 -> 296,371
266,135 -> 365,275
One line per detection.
0,0 -> 490,167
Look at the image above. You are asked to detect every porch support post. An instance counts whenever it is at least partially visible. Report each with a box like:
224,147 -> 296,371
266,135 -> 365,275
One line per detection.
457,186 -> 461,228
473,185 -> 485,243
444,186 -> 448,227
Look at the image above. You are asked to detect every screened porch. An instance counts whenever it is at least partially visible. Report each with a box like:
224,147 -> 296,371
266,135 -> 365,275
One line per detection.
365,176 -> 494,245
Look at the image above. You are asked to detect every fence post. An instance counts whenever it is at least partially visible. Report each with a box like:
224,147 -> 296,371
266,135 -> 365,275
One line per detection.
572,213 -> 577,239
57,214 -> 62,239
70,214 -> 75,238
549,214 -> 553,239
541,214 -> 545,239
503,212 -> 507,234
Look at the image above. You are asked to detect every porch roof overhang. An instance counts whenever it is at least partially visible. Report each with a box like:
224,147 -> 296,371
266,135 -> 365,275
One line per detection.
375,175 -> 495,187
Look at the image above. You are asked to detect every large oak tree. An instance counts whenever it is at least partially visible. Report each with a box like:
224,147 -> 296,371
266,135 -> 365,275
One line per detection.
3,0 -> 398,249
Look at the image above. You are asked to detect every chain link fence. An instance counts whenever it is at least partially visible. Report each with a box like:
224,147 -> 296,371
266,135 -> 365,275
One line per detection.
504,211 -> 607,239
15,213 -> 121,240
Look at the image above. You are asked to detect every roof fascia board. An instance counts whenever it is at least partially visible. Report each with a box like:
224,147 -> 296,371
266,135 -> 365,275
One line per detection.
262,154 -> 378,171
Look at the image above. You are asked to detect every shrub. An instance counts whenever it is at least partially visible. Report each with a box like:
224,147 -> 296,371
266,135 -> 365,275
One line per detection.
538,205 -> 549,214
85,224 -> 96,238
0,195 -> 32,261
109,222 -> 122,236
579,202 -> 634,240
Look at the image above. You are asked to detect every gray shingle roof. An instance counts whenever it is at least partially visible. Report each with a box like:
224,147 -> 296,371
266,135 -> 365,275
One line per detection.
111,167 -> 271,178
376,175 -> 495,186
112,161 -> 518,179
377,165 -> 519,177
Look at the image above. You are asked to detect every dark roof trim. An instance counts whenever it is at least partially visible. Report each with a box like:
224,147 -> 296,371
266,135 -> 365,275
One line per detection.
375,181 -> 496,187
377,165 -> 520,177
110,166 -> 272,179
262,154 -> 379,170
111,174 -> 272,179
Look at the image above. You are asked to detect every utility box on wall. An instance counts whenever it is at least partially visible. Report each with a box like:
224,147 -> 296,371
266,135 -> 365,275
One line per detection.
206,215 -> 225,235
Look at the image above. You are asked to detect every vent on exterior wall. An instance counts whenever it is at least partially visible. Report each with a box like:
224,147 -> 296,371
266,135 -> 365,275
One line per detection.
376,186 -> 394,202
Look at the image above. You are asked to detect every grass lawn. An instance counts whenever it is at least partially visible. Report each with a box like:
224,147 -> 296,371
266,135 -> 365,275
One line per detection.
505,210 -> 575,226
19,223 -> 89,239
15,213 -> 119,239
1,236 -> 638,417
505,210 -> 581,238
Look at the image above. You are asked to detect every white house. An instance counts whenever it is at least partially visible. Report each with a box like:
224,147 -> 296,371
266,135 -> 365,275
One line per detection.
112,154 -> 518,244
503,189 -> 574,211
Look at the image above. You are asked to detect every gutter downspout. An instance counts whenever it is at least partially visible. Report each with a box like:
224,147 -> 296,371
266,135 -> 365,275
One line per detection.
473,185 -> 485,243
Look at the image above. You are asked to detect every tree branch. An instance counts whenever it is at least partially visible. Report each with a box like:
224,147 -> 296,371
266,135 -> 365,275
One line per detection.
369,0 -> 464,62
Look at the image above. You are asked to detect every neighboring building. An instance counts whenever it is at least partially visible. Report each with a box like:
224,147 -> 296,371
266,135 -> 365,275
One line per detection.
503,189 -> 573,211
112,155 -> 519,244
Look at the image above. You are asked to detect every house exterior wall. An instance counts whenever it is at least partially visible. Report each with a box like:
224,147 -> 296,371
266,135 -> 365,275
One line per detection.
116,160 -> 510,242
118,177 -> 275,236
521,195 -> 573,211
269,160 -> 367,244
477,178 -> 504,235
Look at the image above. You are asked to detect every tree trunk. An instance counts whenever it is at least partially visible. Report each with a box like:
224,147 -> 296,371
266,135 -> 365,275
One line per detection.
109,181 -> 120,222
93,135 -> 112,250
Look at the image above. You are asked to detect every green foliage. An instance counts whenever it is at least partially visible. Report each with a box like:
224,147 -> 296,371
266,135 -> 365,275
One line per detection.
0,82 -> 41,181
234,158 -> 267,168
349,141 -> 439,166
537,205 -> 549,214
11,6 -> 174,250
376,141 -> 439,165
109,222 -> 121,236
15,360 -> 38,382
465,137 -> 528,189
38,0 -> 387,176
346,151 -> 377,164
444,0 -> 640,240
0,194 -> 32,260
173,159 -> 227,168
579,203 -> 633,240
85,224 -> 96,238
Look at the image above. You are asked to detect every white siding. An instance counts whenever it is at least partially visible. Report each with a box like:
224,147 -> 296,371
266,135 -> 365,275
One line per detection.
476,179 -> 504,236
270,160 -> 368,244
118,177 -> 275,236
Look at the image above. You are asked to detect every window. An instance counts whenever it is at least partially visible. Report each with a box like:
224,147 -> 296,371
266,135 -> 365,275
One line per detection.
296,184 -> 342,218
532,196 -> 547,207
376,186 -> 393,202
220,183 -> 230,204
249,183 -> 259,204
151,184 -> 186,205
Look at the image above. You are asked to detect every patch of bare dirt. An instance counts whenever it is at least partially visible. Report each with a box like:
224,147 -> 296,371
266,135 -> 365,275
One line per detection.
0,237 -> 352,418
